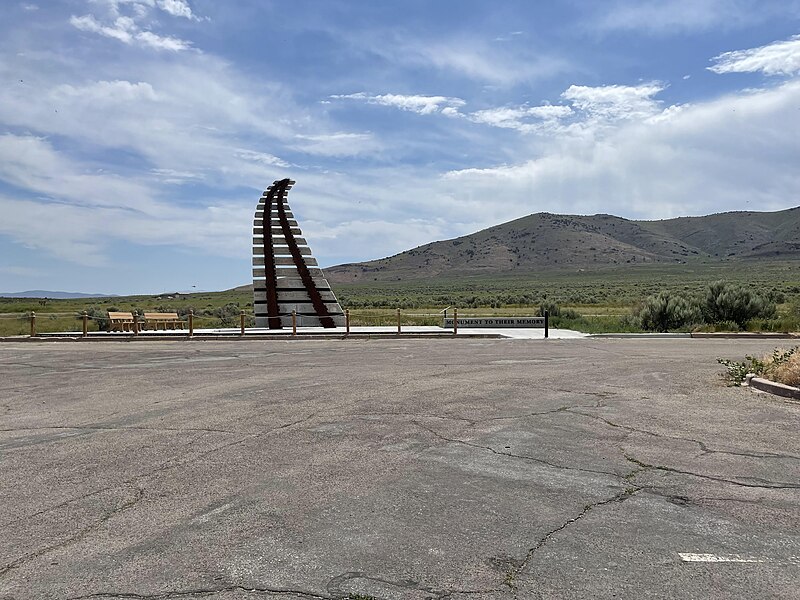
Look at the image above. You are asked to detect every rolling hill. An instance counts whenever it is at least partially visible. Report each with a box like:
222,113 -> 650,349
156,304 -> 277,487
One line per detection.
0,290 -> 117,299
325,207 -> 800,283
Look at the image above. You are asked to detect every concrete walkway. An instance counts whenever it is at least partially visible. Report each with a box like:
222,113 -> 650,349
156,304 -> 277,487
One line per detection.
37,326 -> 587,340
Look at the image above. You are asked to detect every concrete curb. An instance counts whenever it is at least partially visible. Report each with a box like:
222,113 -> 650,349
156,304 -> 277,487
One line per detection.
0,332 -> 508,342
590,333 -> 691,339
591,332 -> 799,339
691,332 -> 799,339
746,376 -> 800,401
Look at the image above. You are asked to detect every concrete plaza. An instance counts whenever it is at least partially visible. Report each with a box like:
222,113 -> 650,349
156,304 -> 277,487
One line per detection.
0,337 -> 798,599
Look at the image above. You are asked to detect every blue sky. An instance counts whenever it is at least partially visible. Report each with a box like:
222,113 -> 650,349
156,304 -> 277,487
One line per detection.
2,0 -> 800,294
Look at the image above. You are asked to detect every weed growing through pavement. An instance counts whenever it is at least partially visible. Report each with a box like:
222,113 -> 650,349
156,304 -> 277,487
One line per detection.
718,347 -> 799,386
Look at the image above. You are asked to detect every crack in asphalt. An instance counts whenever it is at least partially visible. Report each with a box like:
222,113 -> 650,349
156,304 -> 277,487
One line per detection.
318,403 -> 603,429
505,487 -> 639,597
566,409 -> 800,461
64,579 -> 507,600
0,425 -> 241,435
326,571 -> 504,600
478,403 -> 603,424
412,421 -> 627,479
65,585 -> 329,599
623,454 -> 800,489
0,484 -> 144,578
0,413 -> 319,575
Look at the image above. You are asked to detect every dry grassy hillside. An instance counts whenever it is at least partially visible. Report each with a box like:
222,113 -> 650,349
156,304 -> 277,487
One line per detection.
326,207 -> 800,283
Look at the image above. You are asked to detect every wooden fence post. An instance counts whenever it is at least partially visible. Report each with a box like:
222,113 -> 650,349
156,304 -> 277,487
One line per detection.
397,307 -> 401,334
292,310 -> 297,336
82,311 -> 88,338
453,308 -> 458,336
240,310 -> 245,336
345,309 -> 350,335
544,310 -> 549,339
30,311 -> 36,337
188,309 -> 193,337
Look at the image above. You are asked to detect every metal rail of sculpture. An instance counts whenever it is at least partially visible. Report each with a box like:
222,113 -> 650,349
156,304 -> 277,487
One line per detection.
253,179 -> 345,329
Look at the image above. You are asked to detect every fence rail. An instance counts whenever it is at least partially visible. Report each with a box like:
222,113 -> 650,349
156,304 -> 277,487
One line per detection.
3,307 -> 551,338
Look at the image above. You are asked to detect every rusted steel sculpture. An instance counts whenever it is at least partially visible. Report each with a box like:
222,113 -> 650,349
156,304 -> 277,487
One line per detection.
253,179 -> 345,328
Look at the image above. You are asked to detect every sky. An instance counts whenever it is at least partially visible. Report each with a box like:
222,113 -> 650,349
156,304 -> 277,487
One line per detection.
2,0 -> 800,294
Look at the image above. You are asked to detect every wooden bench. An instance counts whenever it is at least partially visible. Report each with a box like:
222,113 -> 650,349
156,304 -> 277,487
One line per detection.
108,311 -> 135,332
143,312 -> 186,331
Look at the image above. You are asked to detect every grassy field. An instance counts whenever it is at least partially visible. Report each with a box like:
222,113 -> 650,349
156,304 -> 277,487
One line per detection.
2,261 -> 799,336
0,290 -> 253,336
333,260 -> 800,308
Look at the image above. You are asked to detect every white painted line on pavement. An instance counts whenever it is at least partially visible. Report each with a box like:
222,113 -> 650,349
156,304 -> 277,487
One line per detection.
679,553 -> 800,565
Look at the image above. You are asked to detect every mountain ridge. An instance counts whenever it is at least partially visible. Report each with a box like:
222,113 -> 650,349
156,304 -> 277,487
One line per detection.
325,206 -> 800,283
0,290 -> 118,299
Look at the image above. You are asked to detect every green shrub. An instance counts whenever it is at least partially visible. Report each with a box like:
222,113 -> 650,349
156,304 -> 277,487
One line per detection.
211,302 -> 241,327
718,347 -> 798,385
85,306 -> 119,331
714,320 -> 740,332
618,313 -> 642,330
704,281 -> 776,328
537,301 -> 560,317
637,291 -> 703,332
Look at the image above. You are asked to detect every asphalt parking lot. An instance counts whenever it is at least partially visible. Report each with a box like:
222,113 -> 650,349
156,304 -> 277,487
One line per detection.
1,337 -> 798,599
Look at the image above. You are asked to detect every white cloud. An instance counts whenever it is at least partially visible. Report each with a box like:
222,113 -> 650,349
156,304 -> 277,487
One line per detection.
0,134 -> 161,213
70,14 -> 134,43
413,41 -> 548,85
235,149 -> 290,168
0,58 -> 306,189
55,79 -> 158,102
400,37 -> 569,86
332,92 -> 465,115
442,80 -> 800,222
333,27 -> 568,86
709,34 -> 800,75
561,83 -> 666,122
304,218 -> 450,267
469,104 -> 573,132
292,133 -> 379,157
590,0 -> 777,34
70,0 -> 196,51
334,84 -> 666,136
150,168 -> 204,184
135,30 -> 192,51
156,0 -> 197,20
0,135 -> 253,265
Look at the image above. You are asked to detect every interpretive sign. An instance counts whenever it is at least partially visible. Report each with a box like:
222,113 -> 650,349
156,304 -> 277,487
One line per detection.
442,317 -> 545,328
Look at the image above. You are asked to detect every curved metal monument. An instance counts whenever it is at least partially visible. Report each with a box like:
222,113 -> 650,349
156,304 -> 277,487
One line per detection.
253,179 -> 345,329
